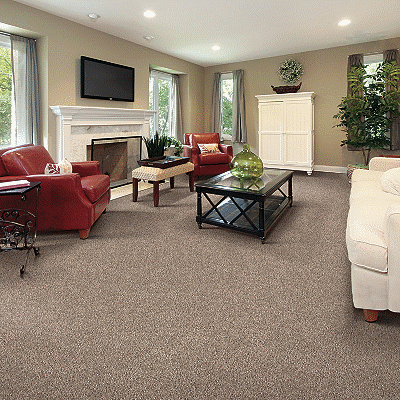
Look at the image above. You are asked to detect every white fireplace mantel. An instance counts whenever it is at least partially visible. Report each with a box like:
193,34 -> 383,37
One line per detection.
50,106 -> 156,162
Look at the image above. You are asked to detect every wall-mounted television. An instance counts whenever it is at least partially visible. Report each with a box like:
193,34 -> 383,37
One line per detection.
80,56 -> 135,102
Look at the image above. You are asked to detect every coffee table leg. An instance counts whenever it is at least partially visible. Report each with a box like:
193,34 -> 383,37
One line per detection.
153,181 -> 160,207
132,178 -> 138,202
169,176 -> 175,189
189,171 -> 194,192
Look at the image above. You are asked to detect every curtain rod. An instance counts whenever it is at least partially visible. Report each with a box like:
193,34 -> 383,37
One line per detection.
0,31 -> 36,41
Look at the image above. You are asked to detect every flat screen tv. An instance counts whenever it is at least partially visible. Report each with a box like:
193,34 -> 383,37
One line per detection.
81,56 -> 135,102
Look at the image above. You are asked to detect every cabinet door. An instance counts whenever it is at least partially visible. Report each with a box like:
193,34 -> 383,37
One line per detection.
259,102 -> 284,164
284,100 -> 313,166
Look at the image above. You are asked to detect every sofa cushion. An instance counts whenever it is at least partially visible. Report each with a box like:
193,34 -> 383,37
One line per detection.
198,143 -> 221,153
1,145 -> 54,176
81,175 -> 110,203
346,198 -> 388,273
44,158 -> 73,175
199,152 -> 231,166
381,167 -> 400,196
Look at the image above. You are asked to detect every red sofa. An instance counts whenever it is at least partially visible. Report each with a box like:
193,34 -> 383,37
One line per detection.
183,133 -> 233,180
0,144 -> 110,239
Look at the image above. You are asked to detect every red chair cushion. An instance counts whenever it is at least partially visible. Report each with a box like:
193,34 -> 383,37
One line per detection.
81,174 -> 110,203
199,152 -> 231,165
1,145 -> 54,175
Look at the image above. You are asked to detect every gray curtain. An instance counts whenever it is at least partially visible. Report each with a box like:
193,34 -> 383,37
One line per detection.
384,49 -> 400,150
172,74 -> 183,142
347,53 -> 363,95
347,54 -> 364,150
10,34 -> 40,145
232,69 -> 247,143
210,72 -> 222,135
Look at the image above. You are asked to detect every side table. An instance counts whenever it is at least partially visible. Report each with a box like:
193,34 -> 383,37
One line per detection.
132,162 -> 194,207
0,182 -> 41,275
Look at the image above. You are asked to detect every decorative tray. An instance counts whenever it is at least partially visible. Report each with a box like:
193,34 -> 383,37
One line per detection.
137,156 -> 190,169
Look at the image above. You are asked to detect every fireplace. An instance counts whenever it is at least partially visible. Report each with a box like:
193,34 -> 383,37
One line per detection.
50,106 -> 156,163
87,136 -> 142,188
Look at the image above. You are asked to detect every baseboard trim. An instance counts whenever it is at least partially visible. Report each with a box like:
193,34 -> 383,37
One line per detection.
314,165 -> 347,174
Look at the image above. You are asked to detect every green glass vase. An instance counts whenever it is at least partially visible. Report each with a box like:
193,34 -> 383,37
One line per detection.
230,144 -> 264,179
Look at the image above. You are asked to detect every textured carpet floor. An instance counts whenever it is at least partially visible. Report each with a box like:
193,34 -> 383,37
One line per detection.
1,172 -> 400,400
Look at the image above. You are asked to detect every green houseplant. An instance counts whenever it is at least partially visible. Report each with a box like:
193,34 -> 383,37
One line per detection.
334,60 -> 400,166
143,131 -> 183,158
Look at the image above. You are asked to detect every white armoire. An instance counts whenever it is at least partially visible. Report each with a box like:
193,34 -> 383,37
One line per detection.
256,92 -> 315,175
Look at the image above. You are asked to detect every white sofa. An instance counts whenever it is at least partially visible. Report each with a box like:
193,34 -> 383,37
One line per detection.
347,157 -> 400,322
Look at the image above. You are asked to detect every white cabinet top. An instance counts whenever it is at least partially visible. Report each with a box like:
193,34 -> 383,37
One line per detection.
256,92 -> 315,102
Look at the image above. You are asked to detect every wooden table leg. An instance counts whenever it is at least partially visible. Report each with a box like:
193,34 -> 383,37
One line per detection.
132,178 -> 138,202
188,171 -> 194,192
153,181 -> 160,207
169,176 -> 175,189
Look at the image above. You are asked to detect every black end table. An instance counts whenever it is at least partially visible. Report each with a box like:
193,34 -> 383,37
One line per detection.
0,181 -> 41,274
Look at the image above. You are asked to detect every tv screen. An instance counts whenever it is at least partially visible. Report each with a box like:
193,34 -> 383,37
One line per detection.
81,56 -> 134,102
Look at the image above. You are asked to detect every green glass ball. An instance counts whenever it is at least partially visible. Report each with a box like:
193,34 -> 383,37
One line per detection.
230,144 -> 264,179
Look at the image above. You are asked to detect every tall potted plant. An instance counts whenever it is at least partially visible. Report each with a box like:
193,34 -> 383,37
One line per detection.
143,131 -> 183,158
334,60 -> 400,166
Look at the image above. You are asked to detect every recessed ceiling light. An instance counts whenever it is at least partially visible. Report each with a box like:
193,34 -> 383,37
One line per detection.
212,45 -> 221,51
338,19 -> 351,26
87,13 -> 100,20
144,36 -> 154,41
144,10 -> 156,18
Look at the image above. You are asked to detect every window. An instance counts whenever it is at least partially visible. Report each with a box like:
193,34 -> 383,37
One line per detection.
0,34 -> 12,147
364,53 -> 384,84
0,32 -> 40,149
149,70 -> 177,138
221,72 -> 233,140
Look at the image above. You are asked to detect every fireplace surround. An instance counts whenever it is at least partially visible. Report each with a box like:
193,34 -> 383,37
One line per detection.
50,106 -> 156,163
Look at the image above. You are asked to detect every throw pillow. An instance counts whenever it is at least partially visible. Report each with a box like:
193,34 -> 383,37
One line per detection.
381,167 -> 400,195
44,163 -> 61,174
44,158 -> 73,175
198,143 -> 221,153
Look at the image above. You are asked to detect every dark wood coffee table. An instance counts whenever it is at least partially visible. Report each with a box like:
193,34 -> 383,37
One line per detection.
195,169 -> 293,243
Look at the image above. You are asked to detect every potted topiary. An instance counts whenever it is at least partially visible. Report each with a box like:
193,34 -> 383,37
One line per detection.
334,60 -> 400,172
143,131 -> 183,159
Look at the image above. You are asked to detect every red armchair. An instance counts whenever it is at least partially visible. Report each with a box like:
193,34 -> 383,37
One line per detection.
0,144 -> 110,239
183,133 -> 233,180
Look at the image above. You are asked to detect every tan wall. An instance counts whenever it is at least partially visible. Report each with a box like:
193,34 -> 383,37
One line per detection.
2,0 -> 400,167
0,0 -> 205,158
204,37 -> 400,168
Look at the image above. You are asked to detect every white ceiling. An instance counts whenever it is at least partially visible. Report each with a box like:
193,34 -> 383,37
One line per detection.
12,0 -> 400,67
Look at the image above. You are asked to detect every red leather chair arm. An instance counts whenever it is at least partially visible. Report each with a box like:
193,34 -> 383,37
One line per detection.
219,144 -> 233,157
26,173 -> 90,205
71,161 -> 101,177
0,175 -> 28,182
184,145 -> 201,165
190,146 -> 200,165
183,145 -> 192,158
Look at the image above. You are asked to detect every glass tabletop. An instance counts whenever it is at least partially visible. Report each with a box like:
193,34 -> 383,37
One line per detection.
196,169 -> 292,194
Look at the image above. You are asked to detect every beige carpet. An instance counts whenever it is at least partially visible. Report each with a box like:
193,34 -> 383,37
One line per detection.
1,172 -> 400,400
